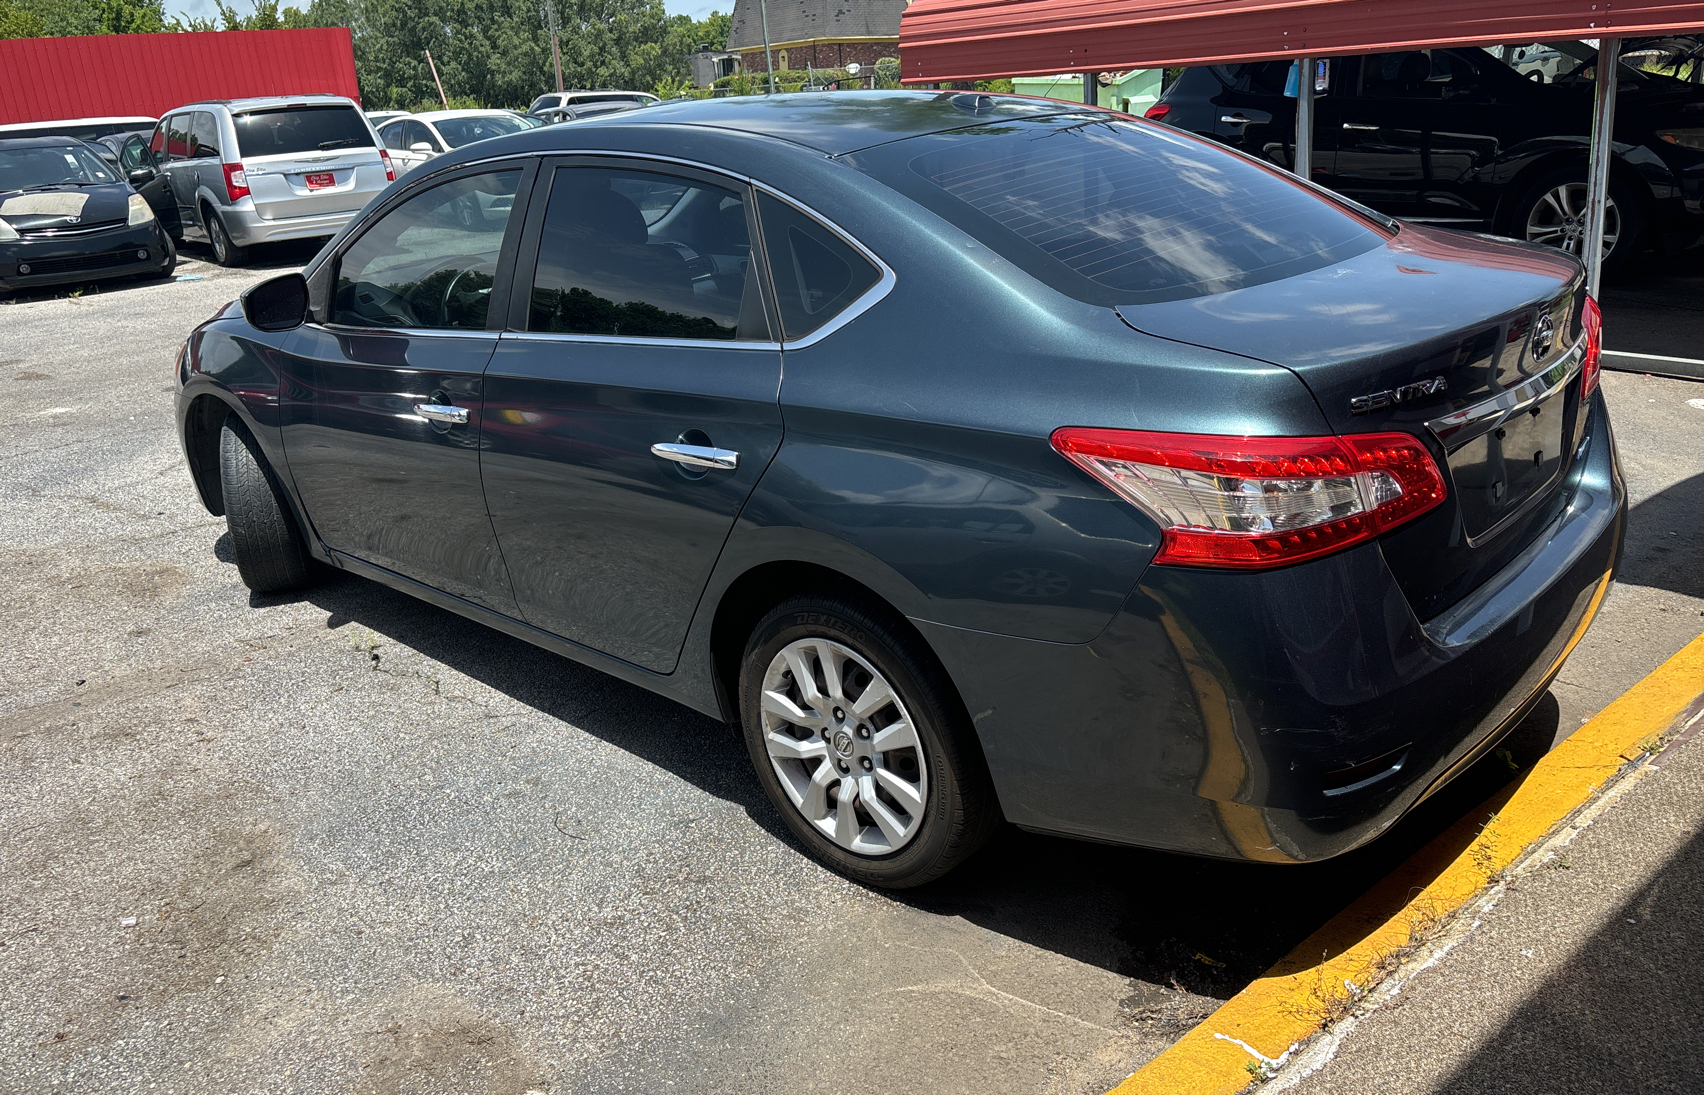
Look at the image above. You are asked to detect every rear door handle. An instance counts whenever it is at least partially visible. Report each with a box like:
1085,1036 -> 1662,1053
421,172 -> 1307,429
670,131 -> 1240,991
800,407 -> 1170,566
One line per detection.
651,442 -> 739,470
414,403 -> 468,425
1220,114 -> 1251,125
1342,122 -> 1381,131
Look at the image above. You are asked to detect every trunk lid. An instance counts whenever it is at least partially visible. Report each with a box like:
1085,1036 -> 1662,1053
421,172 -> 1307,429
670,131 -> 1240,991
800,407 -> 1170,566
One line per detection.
1118,224 -> 1589,620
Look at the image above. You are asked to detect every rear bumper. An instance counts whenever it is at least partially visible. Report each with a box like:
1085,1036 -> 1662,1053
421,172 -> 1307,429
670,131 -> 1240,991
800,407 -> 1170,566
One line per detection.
222,204 -> 369,247
920,391 -> 1626,863
0,222 -> 174,291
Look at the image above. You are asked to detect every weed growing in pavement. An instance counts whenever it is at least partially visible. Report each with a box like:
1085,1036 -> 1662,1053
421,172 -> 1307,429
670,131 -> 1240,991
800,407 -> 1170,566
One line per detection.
351,627 -> 382,668
1288,902 -> 1453,1031
1469,815 -> 1504,881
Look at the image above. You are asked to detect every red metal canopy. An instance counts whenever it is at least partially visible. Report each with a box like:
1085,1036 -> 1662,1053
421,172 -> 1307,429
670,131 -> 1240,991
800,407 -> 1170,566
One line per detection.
899,0 -> 1704,83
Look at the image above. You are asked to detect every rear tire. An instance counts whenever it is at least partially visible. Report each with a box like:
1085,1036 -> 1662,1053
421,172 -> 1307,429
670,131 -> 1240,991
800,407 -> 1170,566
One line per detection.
1512,166 -> 1646,275
738,593 -> 998,889
219,417 -> 312,593
207,211 -> 249,267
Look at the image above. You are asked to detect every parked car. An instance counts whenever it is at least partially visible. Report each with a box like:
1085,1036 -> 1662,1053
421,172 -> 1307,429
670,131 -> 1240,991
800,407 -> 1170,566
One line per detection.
527,90 -> 658,126
0,116 -> 156,142
1148,40 -> 1704,271
365,109 -> 411,128
87,131 -> 152,173
376,109 -> 533,175
134,95 -> 395,267
1,136 -> 176,292
176,93 -> 1622,888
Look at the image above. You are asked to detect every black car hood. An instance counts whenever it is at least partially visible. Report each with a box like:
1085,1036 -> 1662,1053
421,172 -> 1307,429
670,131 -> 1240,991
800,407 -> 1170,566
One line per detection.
0,182 -> 132,231
1116,223 -> 1582,434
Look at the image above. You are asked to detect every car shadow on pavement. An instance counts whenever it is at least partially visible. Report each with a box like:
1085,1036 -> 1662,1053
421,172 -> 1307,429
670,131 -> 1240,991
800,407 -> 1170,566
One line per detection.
225,534 -> 1566,1005
1618,470 -> 1704,602
1429,819 -> 1704,1094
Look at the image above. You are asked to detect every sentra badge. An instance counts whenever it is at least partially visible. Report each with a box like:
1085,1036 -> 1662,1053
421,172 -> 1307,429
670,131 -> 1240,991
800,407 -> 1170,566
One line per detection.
1349,376 -> 1448,415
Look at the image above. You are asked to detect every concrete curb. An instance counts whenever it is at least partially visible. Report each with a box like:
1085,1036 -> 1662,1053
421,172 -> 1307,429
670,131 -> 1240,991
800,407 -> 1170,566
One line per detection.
1108,630 -> 1704,1095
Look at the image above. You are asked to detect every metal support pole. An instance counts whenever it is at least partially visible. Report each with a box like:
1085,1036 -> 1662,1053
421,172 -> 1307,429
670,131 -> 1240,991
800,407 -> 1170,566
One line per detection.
1084,71 -> 1097,106
1294,57 -> 1314,178
758,0 -> 777,95
1584,37 -> 1622,299
425,49 -> 448,107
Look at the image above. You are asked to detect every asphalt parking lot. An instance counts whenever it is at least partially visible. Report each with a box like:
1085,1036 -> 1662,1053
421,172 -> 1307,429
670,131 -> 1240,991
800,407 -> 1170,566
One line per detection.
3,242 -> 1701,1095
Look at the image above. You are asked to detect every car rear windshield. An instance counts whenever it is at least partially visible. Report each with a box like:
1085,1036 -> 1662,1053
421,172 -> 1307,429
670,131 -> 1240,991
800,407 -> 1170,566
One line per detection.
847,116 -> 1386,306
234,105 -> 373,158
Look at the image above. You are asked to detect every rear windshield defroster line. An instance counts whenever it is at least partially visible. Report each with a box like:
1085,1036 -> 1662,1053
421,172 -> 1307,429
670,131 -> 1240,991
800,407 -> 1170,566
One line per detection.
234,105 -> 373,159
847,117 -> 1386,307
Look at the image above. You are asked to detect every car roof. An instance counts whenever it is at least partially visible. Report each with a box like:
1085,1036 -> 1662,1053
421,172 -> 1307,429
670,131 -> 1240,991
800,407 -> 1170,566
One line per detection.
0,116 -> 155,133
168,95 -> 356,112
0,135 -> 98,149
548,91 -> 1096,156
405,110 -> 525,123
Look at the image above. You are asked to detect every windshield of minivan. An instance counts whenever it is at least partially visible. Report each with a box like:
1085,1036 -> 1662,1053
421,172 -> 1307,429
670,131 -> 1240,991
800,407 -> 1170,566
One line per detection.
433,114 -> 528,148
234,105 -> 373,158
0,144 -> 116,190
849,116 -> 1384,306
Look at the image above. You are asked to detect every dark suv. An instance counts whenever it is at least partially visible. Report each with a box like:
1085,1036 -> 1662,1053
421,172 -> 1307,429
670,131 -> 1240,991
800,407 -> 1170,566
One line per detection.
1149,41 -> 1704,271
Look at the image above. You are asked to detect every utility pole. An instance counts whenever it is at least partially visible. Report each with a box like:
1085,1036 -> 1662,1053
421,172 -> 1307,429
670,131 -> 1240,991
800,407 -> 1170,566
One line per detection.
758,0 -> 776,94
425,49 -> 448,107
540,0 -> 564,93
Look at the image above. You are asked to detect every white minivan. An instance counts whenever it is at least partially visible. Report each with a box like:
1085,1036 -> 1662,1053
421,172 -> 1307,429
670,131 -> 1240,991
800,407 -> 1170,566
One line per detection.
139,95 -> 395,266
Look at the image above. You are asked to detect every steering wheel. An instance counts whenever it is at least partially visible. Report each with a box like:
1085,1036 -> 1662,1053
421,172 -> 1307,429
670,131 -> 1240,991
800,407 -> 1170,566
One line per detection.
660,239 -> 718,283
435,257 -> 499,325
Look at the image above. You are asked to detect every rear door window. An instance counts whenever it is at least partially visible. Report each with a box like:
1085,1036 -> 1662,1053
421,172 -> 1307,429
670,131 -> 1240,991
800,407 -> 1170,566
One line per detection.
165,114 -> 192,162
191,111 -> 220,160
755,192 -> 882,341
235,105 -> 373,158
527,165 -> 767,341
848,115 -> 1384,306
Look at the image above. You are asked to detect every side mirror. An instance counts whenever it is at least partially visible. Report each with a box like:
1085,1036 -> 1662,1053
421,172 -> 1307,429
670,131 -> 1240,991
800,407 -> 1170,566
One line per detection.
127,166 -> 157,186
409,142 -> 434,154
242,272 -> 309,333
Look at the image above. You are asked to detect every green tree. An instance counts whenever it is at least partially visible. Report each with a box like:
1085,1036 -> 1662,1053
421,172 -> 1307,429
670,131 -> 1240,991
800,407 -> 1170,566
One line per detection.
0,0 -> 47,36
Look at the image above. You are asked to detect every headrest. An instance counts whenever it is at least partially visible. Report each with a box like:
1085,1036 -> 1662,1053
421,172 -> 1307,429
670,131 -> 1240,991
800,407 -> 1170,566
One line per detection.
550,186 -> 647,246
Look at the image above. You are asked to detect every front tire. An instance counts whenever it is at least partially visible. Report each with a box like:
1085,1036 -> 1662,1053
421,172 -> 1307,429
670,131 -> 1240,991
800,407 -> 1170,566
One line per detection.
219,418 -> 312,593
738,593 -> 997,888
207,211 -> 249,267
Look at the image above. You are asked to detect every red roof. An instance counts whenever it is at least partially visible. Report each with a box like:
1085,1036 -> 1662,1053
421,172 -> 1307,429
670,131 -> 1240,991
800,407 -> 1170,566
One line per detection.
899,0 -> 1704,83
0,29 -> 360,126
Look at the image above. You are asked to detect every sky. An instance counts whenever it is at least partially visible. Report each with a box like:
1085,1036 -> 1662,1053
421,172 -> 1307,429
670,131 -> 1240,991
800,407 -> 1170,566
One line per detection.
170,0 -> 724,25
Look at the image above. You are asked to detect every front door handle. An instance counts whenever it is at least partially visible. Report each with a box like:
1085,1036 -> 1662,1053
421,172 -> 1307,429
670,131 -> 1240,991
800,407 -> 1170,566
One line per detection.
414,403 -> 468,425
1220,114 -> 1252,125
1342,122 -> 1381,131
651,442 -> 739,470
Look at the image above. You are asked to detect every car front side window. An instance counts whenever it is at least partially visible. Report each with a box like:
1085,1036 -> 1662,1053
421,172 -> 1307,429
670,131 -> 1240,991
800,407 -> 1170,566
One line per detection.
527,166 -> 768,341
165,115 -> 192,162
332,168 -> 522,330
379,122 -> 409,151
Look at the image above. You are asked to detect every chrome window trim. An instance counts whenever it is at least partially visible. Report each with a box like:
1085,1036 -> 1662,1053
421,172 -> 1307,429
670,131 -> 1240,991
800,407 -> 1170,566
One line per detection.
1423,335 -> 1586,450
749,178 -> 897,351
499,330 -> 783,352
308,322 -> 497,340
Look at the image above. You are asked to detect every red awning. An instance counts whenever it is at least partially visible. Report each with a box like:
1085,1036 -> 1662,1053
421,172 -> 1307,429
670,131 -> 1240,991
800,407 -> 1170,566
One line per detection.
899,0 -> 1704,83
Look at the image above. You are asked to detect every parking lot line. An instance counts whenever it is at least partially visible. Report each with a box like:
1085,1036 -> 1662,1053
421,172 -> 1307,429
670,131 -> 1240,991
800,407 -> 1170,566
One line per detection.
1108,628 -> 1704,1095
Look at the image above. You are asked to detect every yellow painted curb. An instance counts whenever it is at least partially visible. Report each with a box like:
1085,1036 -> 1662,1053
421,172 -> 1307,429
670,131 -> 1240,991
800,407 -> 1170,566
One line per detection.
1111,630 -> 1704,1095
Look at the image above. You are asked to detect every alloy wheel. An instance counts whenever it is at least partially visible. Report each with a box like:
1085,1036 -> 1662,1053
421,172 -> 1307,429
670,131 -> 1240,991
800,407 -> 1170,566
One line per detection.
1525,182 -> 1618,260
759,638 -> 929,855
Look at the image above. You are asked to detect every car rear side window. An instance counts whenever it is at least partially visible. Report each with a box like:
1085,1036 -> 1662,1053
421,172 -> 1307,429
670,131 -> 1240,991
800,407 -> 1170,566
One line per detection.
191,112 -> 220,159
235,105 -> 372,158
527,166 -> 768,341
332,169 -> 522,330
849,116 -> 1384,306
755,192 -> 882,341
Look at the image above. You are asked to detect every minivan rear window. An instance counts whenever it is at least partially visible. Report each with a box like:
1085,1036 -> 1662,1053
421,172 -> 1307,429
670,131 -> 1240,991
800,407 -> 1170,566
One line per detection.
848,116 -> 1386,305
234,105 -> 373,158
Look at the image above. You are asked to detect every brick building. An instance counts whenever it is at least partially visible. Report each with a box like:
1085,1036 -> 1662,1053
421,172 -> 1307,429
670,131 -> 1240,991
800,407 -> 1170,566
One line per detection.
726,0 -> 905,75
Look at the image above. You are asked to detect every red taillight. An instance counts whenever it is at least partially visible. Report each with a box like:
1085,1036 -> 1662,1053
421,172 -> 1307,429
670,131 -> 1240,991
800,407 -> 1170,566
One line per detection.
222,161 -> 249,201
1580,294 -> 1603,400
1050,428 -> 1448,569
1144,103 -> 1172,121
380,149 -> 396,182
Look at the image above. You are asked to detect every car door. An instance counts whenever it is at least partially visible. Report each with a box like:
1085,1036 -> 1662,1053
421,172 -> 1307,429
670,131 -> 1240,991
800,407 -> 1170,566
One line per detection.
276,162 -> 534,612
394,120 -> 441,173
161,112 -> 200,235
1328,53 -> 1458,219
134,120 -> 181,235
480,159 -> 784,672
